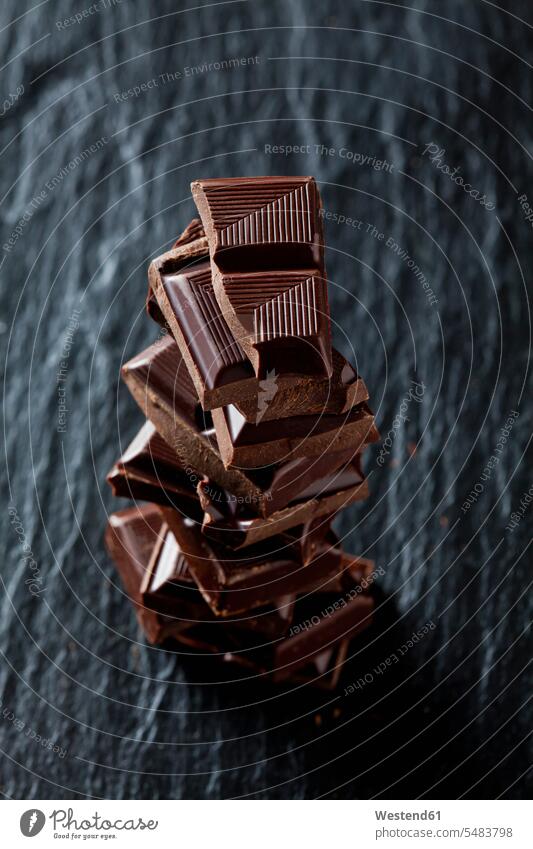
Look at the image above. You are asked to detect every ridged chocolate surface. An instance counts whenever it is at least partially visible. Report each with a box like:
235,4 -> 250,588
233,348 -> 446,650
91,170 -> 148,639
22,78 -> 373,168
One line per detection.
162,262 -> 248,388
192,176 -> 332,378
173,217 -> 205,247
254,276 -> 325,343
192,177 -> 318,251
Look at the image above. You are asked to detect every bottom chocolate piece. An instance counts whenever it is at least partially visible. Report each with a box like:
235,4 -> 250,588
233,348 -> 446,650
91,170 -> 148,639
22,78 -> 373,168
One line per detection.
171,589 -> 373,684
105,504 -> 375,688
105,504 -> 295,640
160,506 -> 345,617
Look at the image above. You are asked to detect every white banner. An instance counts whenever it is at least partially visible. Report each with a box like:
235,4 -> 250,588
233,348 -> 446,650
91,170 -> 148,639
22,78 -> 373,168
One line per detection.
2,800 -> 530,848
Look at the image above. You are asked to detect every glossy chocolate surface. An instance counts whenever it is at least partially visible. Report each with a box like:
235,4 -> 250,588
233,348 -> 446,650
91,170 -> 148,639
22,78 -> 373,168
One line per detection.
121,336 -> 371,517
192,176 -> 333,379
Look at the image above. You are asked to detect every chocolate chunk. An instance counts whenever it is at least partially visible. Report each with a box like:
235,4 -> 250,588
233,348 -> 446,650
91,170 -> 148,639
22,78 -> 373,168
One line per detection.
104,504 -> 187,644
197,460 -> 368,549
121,336 -> 370,517
191,176 -> 333,378
159,506 -> 346,617
106,420 -> 200,515
171,573 -> 374,682
173,217 -> 206,248
148,223 -> 367,416
141,518 -> 295,638
191,176 -> 325,271
105,505 -> 296,642
212,399 -> 379,469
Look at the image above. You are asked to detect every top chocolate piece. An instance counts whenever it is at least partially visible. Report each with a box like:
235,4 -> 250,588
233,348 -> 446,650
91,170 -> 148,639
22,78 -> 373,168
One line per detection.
148,221 -> 367,416
191,177 -> 333,380
191,177 -> 325,269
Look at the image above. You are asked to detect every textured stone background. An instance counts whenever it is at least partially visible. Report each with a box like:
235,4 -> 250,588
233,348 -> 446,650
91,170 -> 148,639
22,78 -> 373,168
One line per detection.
0,0 -> 531,799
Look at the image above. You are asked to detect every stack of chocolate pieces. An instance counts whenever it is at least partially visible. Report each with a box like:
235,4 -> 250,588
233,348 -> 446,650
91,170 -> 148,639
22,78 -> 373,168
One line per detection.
105,177 -> 379,688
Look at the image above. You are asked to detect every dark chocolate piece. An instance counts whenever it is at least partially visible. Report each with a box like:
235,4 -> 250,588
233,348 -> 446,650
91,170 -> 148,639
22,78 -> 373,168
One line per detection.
160,506 -> 346,617
212,399 -> 379,469
106,420 -> 200,515
141,518 -> 295,638
121,337 -> 371,518
104,504 -> 187,644
148,224 -> 367,416
197,461 -> 368,549
171,567 -> 374,682
174,626 -> 351,689
191,176 -> 333,379
105,505 -> 296,641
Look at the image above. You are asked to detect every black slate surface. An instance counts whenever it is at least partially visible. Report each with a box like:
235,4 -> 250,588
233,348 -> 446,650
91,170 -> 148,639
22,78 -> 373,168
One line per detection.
0,0 -> 531,800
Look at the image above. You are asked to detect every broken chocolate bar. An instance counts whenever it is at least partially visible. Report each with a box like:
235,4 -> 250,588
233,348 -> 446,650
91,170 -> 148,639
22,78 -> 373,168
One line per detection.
197,461 -> 368,549
121,336 -> 371,518
191,176 -> 333,379
105,505 -> 296,641
148,223 -> 368,416
212,399 -> 378,469
159,506 -> 347,617
106,420 -> 200,515
170,571 -> 374,683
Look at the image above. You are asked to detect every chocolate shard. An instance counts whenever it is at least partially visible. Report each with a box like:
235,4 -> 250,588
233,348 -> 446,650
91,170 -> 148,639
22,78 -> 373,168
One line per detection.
191,176 -> 333,379
121,336 -> 370,518
197,457 -> 369,549
191,176 -> 325,268
106,420 -> 200,515
104,504 -> 187,644
140,518 -> 295,638
173,217 -> 205,248
212,400 -> 379,469
215,268 -> 332,379
159,506 -> 346,617
148,223 -> 366,416
106,505 -> 297,641
172,572 -> 374,683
